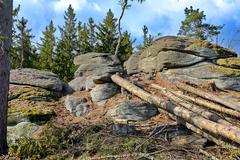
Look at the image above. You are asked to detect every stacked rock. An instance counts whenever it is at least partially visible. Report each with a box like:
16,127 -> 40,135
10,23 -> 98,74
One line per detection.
69,53 -> 123,104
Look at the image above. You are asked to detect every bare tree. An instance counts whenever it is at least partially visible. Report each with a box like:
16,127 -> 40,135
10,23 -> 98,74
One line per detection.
115,0 -> 145,56
0,0 -> 13,155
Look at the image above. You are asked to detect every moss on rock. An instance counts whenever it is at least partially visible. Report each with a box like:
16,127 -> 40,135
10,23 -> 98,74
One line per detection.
9,85 -> 61,101
210,65 -> 240,76
216,58 -> 240,69
8,108 -> 55,126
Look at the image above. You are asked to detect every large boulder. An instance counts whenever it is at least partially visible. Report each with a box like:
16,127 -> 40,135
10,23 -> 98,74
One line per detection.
10,68 -> 64,92
68,77 -> 86,92
162,62 -> 240,91
216,57 -> 240,69
90,83 -> 119,103
125,36 -> 237,74
107,100 -> 159,122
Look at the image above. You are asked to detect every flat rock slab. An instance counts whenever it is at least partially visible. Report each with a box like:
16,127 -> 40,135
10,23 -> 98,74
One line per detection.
91,83 -> 120,102
10,68 -> 64,92
107,100 -> 159,122
162,62 -> 240,91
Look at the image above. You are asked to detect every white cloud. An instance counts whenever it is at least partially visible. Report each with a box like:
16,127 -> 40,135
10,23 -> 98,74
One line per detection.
52,0 -> 87,12
92,2 -> 102,12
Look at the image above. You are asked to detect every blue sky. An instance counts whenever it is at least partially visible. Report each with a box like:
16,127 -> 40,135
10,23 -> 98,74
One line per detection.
14,0 -> 240,54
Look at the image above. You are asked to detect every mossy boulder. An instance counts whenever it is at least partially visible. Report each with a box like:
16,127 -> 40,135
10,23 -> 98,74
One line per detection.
8,108 -> 55,126
9,85 -> 61,101
216,57 -> 240,69
7,122 -> 40,146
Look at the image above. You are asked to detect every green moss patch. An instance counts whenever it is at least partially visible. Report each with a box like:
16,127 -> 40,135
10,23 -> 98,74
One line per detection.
217,58 -> 240,69
211,65 -> 240,76
8,108 -> 55,125
9,85 -> 60,101
188,39 -> 237,57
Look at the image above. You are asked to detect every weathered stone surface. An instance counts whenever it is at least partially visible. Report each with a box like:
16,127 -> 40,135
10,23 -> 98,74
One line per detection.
124,54 -> 140,75
216,57 -> 240,69
7,122 -> 40,146
8,85 -> 60,101
64,95 -> 89,116
139,51 -> 204,72
68,77 -> 86,91
75,63 -> 122,78
125,36 -> 237,74
112,124 -> 135,135
107,100 -> 159,121
162,62 -> 240,91
10,68 -> 64,92
74,52 -> 121,66
90,83 -> 120,102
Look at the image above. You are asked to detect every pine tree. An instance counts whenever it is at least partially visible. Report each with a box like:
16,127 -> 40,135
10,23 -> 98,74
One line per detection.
96,9 -> 118,54
15,17 -> 37,68
38,20 -> 56,71
178,6 -> 223,41
119,31 -> 134,62
54,5 -> 77,81
79,23 -> 92,54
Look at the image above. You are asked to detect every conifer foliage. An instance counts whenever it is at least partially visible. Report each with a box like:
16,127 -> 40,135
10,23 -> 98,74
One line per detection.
178,6 -> 223,41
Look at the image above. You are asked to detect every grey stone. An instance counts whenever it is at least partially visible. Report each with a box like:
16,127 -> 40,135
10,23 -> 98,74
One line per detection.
107,100 -> 159,121
7,122 -> 40,146
10,68 -> 64,92
112,124 -> 135,135
7,112 -> 29,126
90,83 -> 120,102
68,77 -> 86,91
162,62 -> 240,91
124,54 -> 140,75
64,95 -> 89,116
74,52 -> 121,66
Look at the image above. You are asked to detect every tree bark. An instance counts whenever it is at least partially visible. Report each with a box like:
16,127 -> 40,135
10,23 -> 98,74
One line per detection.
111,74 -> 240,144
170,89 -> 240,118
115,0 -> 128,56
0,0 -> 13,155
150,84 -> 231,126
176,82 -> 240,112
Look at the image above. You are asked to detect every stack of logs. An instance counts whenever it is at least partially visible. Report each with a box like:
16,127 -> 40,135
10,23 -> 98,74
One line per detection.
111,74 -> 240,148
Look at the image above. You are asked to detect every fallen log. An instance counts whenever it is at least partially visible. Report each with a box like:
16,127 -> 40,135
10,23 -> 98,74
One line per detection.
111,74 -> 240,144
176,82 -> 240,112
150,84 -> 231,126
170,89 -> 240,119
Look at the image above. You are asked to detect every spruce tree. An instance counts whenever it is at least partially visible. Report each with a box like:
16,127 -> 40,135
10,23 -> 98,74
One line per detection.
15,17 -> 36,68
38,20 -> 56,71
137,25 -> 154,51
96,9 -> 118,54
11,5 -> 20,69
79,23 -> 91,54
88,17 -> 96,51
119,31 -> 134,62
178,6 -> 223,40
54,5 -> 77,81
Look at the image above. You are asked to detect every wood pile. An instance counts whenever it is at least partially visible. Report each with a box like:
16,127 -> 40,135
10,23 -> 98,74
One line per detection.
111,74 -> 240,148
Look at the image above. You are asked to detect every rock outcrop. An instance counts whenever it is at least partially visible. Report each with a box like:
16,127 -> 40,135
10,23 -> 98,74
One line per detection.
69,52 -> 122,105
125,36 -> 240,91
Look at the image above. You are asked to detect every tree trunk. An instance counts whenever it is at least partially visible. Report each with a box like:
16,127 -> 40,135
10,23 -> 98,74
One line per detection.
176,82 -> 240,112
150,84 -> 231,126
111,74 -> 240,144
0,0 -> 13,155
170,88 -> 240,118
